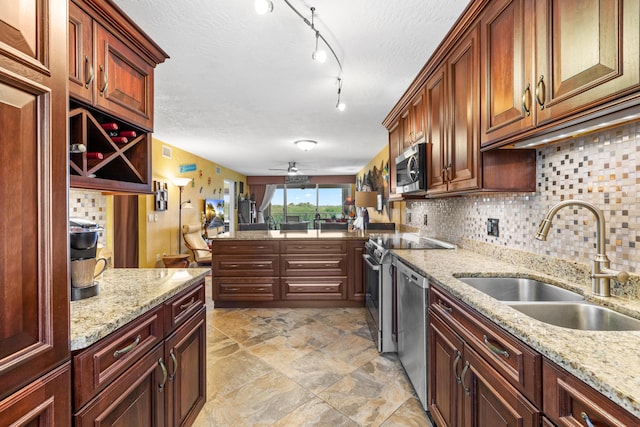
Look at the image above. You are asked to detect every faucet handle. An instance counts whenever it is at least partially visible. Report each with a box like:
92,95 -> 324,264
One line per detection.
595,268 -> 630,283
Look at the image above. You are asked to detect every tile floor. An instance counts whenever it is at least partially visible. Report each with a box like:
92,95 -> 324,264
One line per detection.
193,287 -> 433,426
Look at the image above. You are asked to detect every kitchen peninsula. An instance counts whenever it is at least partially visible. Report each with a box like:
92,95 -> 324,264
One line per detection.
70,268 -> 209,425
210,230 -> 372,307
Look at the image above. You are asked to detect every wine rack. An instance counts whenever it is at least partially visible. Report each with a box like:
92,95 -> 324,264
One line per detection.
69,103 -> 151,193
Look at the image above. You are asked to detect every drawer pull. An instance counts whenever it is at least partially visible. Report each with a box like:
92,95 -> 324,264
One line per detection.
227,288 -> 240,291
228,264 -> 239,268
158,358 -> 167,391
113,334 -> 141,358
460,361 -> 470,396
179,297 -> 196,310
580,412 -> 595,427
255,287 -> 265,291
325,287 -> 333,291
437,300 -> 453,313
453,350 -> 462,384
256,264 -> 265,267
169,349 -> 178,381
483,335 -> 509,359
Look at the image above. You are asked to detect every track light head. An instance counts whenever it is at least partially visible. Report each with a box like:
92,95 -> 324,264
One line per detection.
254,0 -> 273,15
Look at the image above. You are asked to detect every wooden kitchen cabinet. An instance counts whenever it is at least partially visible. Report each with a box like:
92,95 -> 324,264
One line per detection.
388,120 -> 402,196
347,240 -> 366,301
543,359 -> 640,427
72,280 -> 206,426
427,25 -> 481,195
401,90 -> 426,149
68,0 -> 168,193
0,0 -> 70,416
429,284 -> 542,427
534,0 -> 640,125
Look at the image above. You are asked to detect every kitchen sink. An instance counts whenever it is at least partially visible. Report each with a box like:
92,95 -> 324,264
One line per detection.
507,302 -> 640,331
457,277 -> 584,302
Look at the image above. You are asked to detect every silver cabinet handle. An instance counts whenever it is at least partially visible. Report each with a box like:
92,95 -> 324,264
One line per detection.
158,358 -> 168,391
226,287 -> 240,291
169,349 -> 178,381
453,350 -> 462,384
580,412 -> 595,427
483,335 -> 509,359
437,300 -> 453,313
113,334 -> 141,358
179,297 -> 195,310
460,361 -> 470,396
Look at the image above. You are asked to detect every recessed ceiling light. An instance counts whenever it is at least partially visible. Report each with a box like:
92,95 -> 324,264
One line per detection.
295,140 -> 317,151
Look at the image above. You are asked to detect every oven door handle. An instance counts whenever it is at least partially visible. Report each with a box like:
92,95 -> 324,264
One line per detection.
362,254 -> 381,271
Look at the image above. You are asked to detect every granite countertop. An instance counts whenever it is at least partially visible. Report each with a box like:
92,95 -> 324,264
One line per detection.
392,248 -> 640,418
211,229 -> 378,240
70,268 -> 210,351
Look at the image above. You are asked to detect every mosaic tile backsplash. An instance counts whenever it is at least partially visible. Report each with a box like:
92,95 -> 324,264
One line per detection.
69,189 -> 107,248
407,122 -> 640,294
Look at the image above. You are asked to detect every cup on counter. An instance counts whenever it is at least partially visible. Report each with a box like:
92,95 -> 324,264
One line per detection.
71,258 -> 108,288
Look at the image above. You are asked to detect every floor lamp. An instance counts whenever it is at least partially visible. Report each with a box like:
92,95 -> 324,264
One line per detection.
355,191 -> 378,230
174,178 -> 193,253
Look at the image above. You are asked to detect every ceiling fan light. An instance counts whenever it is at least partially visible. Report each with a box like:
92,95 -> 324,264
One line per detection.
255,0 -> 273,15
312,49 -> 327,63
295,140 -> 317,151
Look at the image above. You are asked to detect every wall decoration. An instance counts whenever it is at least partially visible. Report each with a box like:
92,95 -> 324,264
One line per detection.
153,180 -> 168,211
359,160 -> 390,218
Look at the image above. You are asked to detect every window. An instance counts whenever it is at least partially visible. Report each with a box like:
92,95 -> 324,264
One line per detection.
268,184 -> 351,229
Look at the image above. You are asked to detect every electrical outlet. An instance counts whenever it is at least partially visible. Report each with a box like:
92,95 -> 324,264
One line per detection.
487,218 -> 499,237
407,212 -> 412,223
423,214 -> 428,226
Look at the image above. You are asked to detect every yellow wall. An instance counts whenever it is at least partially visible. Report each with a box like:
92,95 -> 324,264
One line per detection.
138,138 -> 247,267
356,146 -> 405,226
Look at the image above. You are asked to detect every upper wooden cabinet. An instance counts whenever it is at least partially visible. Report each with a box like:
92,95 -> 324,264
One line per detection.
480,0 -> 640,147
534,0 -> 640,125
401,90 -> 427,149
69,0 -> 168,131
388,121 -> 401,196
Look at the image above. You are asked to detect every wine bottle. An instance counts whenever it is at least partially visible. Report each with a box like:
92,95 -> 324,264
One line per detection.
119,130 -> 137,138
111,136 -> 128,144
101,123 -> 118,131
86,152 -> 104,160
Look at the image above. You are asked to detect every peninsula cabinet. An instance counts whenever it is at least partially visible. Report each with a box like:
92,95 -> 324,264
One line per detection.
73,280 -> 206,426
0,0 -> 70,423
480,0 -> 640,148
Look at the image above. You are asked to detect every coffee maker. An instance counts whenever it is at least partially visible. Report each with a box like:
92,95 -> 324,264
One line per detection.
70,218 -> 104,301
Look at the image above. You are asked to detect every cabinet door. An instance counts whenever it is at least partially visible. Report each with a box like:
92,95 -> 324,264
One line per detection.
69,1 -> 94,103
95,25 -> 154,130
425,66 -> 448,194
0,0 -> 69,399
535,0 -> 640,124
480,0 -> 534,147
165,309 -> 206,427
400,108 -> 412,149
74,345 -> 166,427
428,312 -> 464,427
388,121 -> 401,194
0,363 -> 71,426
447,26 -> 480,193
411,90 -> 426,143
348,240 -> 365,301
462,346 -> 540,427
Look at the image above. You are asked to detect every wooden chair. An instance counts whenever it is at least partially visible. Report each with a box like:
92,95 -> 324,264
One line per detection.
367,222 -> 396,231
320,221 -> 348,231
182,224 -> 212,266
238,223 -> 268,231
280,222 -> 309,231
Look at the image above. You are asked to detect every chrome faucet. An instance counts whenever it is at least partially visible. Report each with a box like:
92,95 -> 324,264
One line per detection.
535,199 -> 629,297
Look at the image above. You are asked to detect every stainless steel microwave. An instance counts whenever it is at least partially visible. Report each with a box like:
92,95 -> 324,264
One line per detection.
395,143 -> 427,194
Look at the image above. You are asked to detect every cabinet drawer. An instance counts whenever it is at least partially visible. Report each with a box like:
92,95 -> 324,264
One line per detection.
164,280 -> 205,334
213,277 -> 278,301
72,305 -> 164,409
281,240 -> 346,254
213,256 -> 279,276
282,277 -> 346,300
543,360 -> 640,427
281,254 -> 347,276
430,285 -> 541,406
211,240 -> 279,255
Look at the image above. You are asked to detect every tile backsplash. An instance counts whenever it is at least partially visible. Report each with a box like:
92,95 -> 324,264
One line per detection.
69,189 -> 108,248
408,122 -> 640,282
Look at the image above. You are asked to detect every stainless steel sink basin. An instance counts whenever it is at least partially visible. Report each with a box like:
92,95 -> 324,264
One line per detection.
457,277 -> 584,302
508,303 -> 640,331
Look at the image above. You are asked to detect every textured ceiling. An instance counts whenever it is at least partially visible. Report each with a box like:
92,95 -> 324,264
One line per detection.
113,0 -> 469,176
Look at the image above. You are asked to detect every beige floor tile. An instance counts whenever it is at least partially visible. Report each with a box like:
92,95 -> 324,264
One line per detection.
272,397 -> 360,427
381,397 -> 432,427
206,349 -> 274,399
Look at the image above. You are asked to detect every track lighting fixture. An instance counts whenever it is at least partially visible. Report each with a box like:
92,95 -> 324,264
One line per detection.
254,0 -> 273,15
256,1 -> 345,110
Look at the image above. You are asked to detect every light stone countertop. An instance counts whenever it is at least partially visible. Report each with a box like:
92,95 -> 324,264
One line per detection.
392,247 -> 640,418
210,229 -> 374,240
70,268 -> 210,351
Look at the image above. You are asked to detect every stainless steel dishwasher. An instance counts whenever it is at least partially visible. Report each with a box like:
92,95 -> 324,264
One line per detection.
396,259 -> 429,411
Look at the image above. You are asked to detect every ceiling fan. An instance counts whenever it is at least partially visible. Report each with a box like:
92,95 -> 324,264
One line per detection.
268,161 -> 302,175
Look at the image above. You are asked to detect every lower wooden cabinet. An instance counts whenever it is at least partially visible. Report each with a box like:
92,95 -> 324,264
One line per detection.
543,359 -> 640,427
0,363 -> 71,426
72,280 -> 206,426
